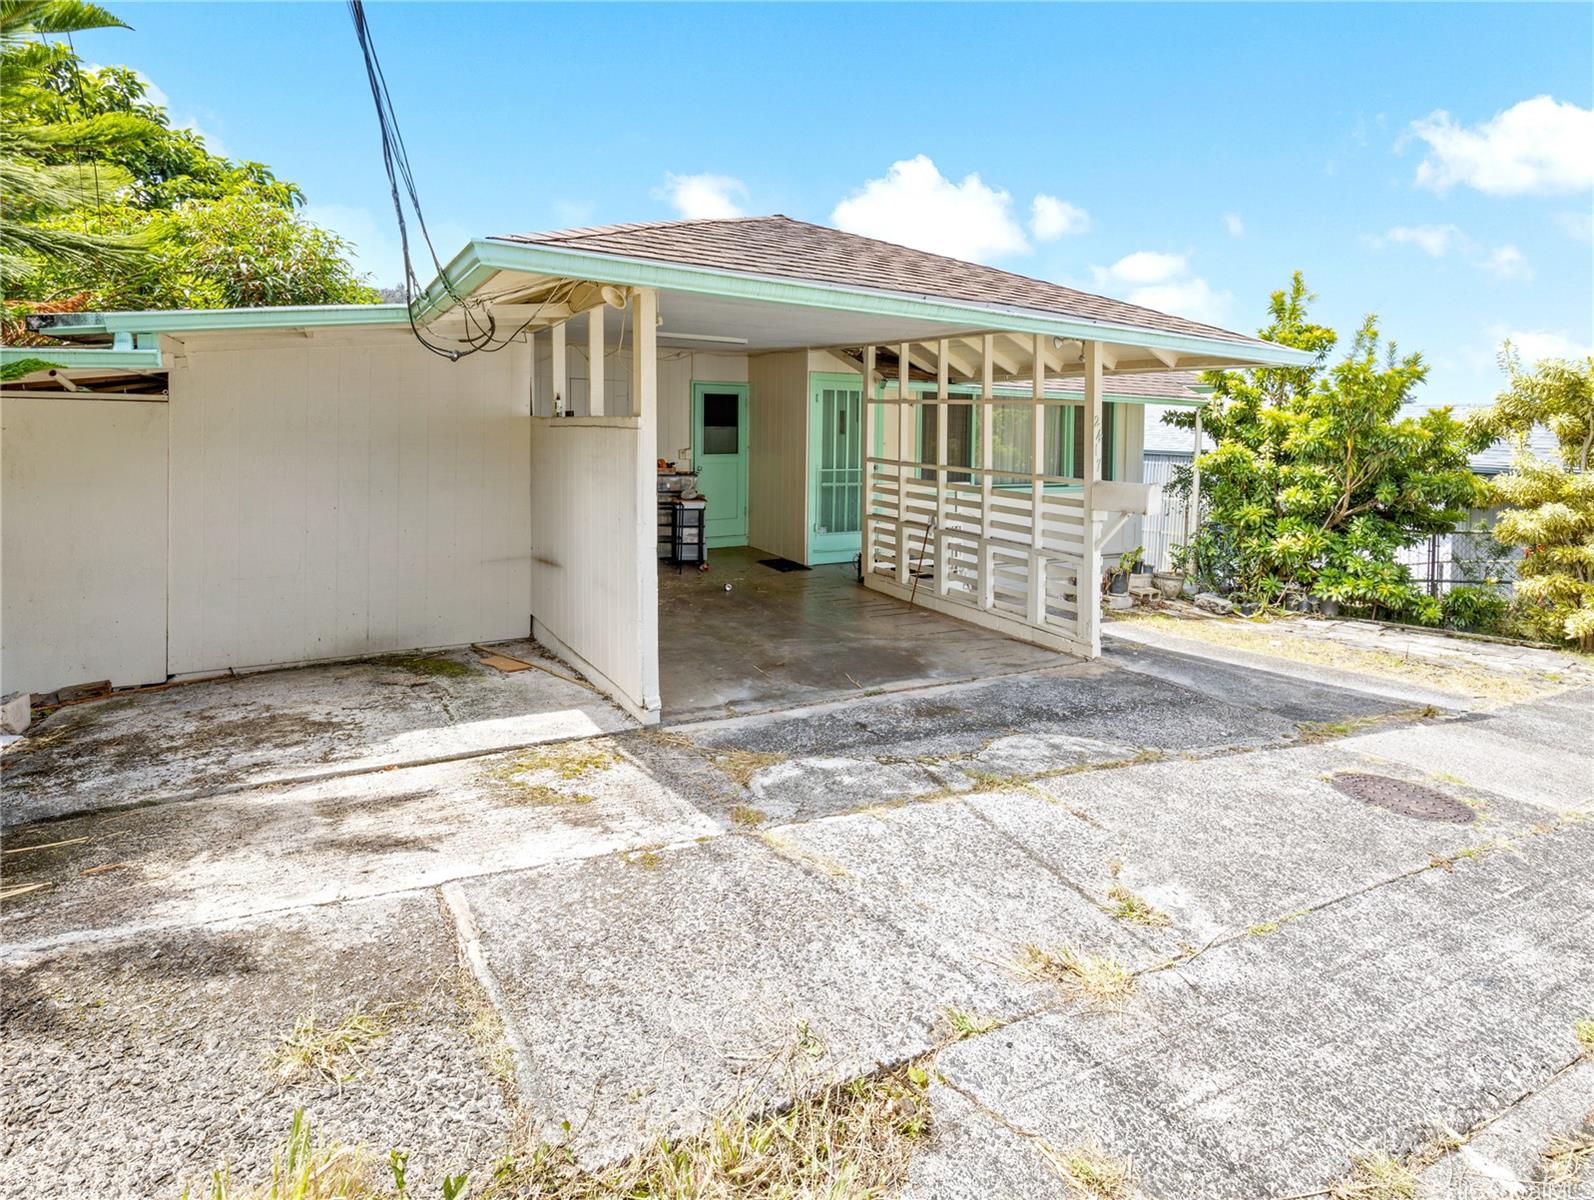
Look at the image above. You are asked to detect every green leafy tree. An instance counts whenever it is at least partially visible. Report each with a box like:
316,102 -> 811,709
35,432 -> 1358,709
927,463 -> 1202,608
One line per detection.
0,0 -> 157,291
2,0 -> 375,308
1166,274 -> 1488,623
1467,350 -> 1594,650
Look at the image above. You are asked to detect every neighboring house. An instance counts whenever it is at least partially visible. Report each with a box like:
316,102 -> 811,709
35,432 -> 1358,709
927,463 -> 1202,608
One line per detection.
1140,403 -> 1562,590
1,215 -> 1307,722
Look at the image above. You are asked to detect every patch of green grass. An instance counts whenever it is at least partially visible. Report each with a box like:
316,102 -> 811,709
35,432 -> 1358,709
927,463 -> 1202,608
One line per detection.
626,848 -> 663,870
269,1008 -> 389,1085
383,653 -> 474,679
497,784 -> 594,808
1106,883 -> 1169,927
1327,1153 -> 1418,1200
943,1006 -> 999,1041
730,804 -> 767,828
1015,945 -> 1136,1007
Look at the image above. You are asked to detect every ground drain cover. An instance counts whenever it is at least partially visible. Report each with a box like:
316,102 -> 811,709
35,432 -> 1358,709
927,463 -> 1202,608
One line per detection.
1331,773 -> 1474,823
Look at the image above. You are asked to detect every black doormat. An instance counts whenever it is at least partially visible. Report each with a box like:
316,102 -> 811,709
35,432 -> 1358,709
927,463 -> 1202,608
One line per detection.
758,558 -> 812,573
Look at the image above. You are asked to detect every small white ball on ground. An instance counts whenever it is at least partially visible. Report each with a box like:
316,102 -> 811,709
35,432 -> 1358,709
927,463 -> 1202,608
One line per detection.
724,583 -> 733,592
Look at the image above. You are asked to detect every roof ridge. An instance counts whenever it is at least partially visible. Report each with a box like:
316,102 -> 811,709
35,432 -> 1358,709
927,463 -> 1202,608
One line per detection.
526,214 -> 792,244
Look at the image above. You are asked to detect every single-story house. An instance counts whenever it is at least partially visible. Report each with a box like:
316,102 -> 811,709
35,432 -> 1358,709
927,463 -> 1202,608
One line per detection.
1,216 -> 1310,723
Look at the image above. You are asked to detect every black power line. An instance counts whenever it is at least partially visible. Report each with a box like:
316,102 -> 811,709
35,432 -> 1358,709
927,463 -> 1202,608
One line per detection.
347,1 -> 533,360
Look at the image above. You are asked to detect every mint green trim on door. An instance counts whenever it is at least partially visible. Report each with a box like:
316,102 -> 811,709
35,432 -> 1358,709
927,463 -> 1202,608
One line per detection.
692,382 -> 749,548
808,372 -> 865,565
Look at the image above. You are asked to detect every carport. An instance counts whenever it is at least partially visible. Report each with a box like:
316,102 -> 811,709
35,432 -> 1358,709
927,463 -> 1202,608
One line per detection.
2,216 -> 1310,727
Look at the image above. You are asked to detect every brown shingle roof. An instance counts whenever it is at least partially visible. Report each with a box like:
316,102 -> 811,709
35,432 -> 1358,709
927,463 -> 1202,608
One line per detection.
493,216 -> 1268,349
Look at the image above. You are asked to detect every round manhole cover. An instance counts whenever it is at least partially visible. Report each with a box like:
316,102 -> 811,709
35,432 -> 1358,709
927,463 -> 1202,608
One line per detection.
1331,773 -> 1474,824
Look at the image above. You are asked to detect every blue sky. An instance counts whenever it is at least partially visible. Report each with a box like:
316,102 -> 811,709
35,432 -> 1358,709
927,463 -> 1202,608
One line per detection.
85,2 -> 1593,409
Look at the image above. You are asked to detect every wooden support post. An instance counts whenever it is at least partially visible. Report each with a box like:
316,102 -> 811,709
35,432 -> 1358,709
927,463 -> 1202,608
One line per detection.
550,321 -> 567,416
935,338 -> 950,596
861,344 -> 876,576
1029,334 -> 1048,626
979,334 -> 995,611
1080,339 -> 1103,656
631,287 -> 659,711
897,342 -> 912,586
587,306 -> 606,416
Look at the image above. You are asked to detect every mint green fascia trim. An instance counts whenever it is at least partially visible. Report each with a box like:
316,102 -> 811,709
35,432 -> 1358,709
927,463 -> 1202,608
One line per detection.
418,239 -> 1316,370
1,345 -> 164,370
102,304 -> 409,335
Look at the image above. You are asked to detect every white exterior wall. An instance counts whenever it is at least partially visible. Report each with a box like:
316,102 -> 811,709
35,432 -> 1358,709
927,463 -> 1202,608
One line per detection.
168,337 -> 532,673
1,396 -> 169,693
1104,404 -> 1147,561
746,350 -> 810,562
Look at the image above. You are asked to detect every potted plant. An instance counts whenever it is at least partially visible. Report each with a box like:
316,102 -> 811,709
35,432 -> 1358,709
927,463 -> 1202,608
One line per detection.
1152,543 -> 1187,600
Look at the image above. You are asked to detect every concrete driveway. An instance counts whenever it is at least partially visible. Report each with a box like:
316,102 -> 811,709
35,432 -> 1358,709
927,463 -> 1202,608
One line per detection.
2,619 -> 1590,1198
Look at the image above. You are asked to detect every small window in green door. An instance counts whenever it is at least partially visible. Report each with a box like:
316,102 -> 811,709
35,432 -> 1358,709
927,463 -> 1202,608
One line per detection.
701,393 -> 740,455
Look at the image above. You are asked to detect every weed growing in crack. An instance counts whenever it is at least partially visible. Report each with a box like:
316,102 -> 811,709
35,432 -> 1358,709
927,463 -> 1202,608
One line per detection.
1015,945 -> 1136,1007
1575,1018 -> 1594,1057
1106,883 -> 1169,927
1539,1115 -> 1594,1184
269,1007 -> 389,1086
730,804 -> 767,828
707,748 -> 787,787
1038,1135 -> 1134,1198
943,1006 -> 999,1041
1247,908 -> 1311,937
1327,1153 -> 1418,1200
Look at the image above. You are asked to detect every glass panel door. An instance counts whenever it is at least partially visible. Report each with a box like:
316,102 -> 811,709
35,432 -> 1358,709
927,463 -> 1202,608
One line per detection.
809,374 -> 863,563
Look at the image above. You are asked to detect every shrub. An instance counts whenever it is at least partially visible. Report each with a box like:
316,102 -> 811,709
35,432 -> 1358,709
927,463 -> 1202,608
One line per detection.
1440,586 -> 1509,633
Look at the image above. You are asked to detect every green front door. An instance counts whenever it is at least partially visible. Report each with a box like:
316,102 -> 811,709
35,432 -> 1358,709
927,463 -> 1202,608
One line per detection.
808,372 -> 864,564
692,382 -> 748,547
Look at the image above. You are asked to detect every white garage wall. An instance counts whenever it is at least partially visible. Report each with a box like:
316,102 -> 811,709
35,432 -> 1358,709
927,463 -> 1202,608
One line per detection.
168,336 -> 532,673
1,396 -> 169,694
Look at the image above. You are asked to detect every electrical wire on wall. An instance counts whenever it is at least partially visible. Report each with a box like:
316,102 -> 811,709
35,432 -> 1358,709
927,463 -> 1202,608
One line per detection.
347,1 -> 545,361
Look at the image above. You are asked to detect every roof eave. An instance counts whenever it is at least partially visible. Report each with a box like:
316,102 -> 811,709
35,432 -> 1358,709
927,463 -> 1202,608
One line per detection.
411,237 -> 1314,370
98,304 -> 410,335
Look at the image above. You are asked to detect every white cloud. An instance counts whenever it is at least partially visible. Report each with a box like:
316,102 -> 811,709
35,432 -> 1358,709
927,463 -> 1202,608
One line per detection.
1556,210 -> 1594,245
1091,250 -> 1187,287
1030,194 -> 1090,240
1089,251 -> 1231,324
831,155 -> 1029,262
1495,328 -> 1593,365
1223,212 -> 1245,237
1123,278 -> 1234,326
656,173 -> 747,220
1409,96 -> 1594,195
1372,223 -> 1463,257
1478,244 -> 1531,281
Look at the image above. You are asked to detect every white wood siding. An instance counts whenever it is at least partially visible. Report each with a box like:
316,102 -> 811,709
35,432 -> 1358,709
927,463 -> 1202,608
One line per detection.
168,339 -> 531,673
746,351 -> 809,562
528,417 -> 654,717
2,396 -> 169,693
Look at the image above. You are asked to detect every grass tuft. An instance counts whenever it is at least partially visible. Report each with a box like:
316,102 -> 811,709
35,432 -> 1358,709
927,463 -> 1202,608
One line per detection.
1038,1136 -> 1133,1198
943,1006 -> 1000,1041
1575,1018 -> 1594,1057
1539,1115 -> 1594,1184
1327,1153 -> 1418,1200
707,748 -> 787,787
730,804 -> 767,828
1106,883 -> 1169,927
1015,945 -> 1136,1007
269,1008 -> 388,1085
